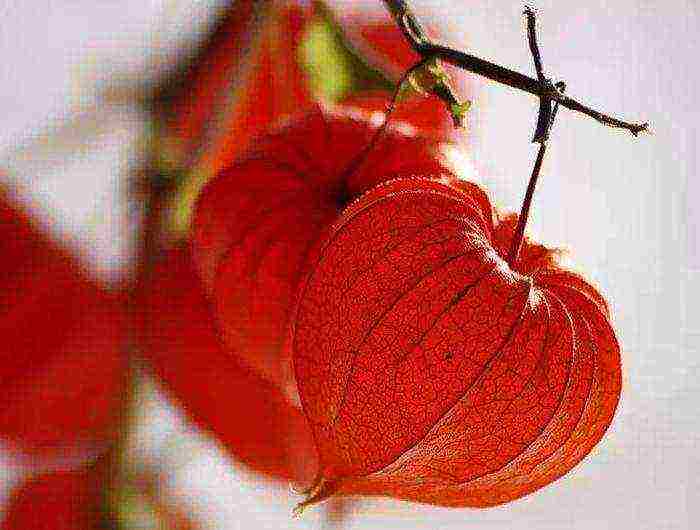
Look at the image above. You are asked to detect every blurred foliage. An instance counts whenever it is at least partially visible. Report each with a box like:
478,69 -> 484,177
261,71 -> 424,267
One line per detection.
298,10 -> 393,103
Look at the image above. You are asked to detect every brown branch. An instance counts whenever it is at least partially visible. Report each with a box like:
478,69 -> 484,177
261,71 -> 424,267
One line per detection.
381,0 -> 648,136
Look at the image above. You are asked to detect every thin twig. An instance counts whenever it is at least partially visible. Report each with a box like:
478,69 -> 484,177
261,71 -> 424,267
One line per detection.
524,6 -> 545,82
506,8 -> 566,266
339,59 -> 426,184
381,0 -> 648,136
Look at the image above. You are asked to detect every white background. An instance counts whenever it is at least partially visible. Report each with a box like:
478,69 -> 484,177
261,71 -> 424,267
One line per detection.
0,1 -> 696,528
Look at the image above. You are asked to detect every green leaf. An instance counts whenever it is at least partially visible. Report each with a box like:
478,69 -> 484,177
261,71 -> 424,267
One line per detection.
450,100 -> 472,128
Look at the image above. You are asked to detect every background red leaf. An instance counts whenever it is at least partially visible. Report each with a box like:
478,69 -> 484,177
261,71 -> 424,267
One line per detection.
164,0 -> 260,154
163,0 -> 315,176
2,468 -> 103,530
292,177 -> 622,507
0,190 -> 127,456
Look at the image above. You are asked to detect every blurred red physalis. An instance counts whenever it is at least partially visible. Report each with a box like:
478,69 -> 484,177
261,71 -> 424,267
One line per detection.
139,244 -> 318,486
2,467 -> 103,530
0,188 -> 127,458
